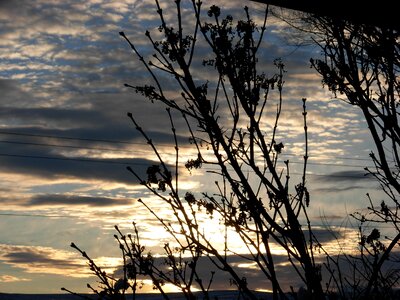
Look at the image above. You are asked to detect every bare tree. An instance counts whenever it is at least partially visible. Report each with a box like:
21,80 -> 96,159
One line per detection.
296,13 -> 400,299
65,1 -> 327,299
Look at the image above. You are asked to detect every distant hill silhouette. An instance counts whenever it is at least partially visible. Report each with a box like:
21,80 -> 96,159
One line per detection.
0,291 -> 274,300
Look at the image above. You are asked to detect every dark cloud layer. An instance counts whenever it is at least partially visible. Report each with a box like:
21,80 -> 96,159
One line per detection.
315,170 -> 374,183
313,185 -> 376,193
111,253 -> 292,291
29,194 -> 133,207
0,123 -> 184,188
0,107 -> 106,127
4,251 -> 69,267
0,154 -> 158,185
0,133 -> 169,185
0,244 -> 84,276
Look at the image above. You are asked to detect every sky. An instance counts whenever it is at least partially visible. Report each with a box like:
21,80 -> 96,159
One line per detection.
0,0 -> 388,295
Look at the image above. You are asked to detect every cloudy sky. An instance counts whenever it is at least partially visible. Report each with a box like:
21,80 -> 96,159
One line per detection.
0,0 -> 385,295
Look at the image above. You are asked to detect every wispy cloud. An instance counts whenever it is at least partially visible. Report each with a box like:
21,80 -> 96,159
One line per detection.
0,275 -> 31,283
29,194 -> 133,207
0,244 -> 87,278
313,184 -> 377,193
0,154 -> 157,185
315,170 -> 374,183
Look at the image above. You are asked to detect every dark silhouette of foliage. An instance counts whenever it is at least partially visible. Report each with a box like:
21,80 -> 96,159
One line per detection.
293,11 -> 400,300
118,2 -> 323,297
64,1 -> 400,300
64,1 -> 325,299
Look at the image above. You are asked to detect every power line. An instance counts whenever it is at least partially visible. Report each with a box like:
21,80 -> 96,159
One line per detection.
0,153 -> 144,166
0,130 -> 378,164
0,212 -> 78,218
0,211 -> 396,229
0,130 -> 139,145
0,139 -> 376,169
0,139 -> 133,153
0,152 -> 376,179
0,129 -> 376,162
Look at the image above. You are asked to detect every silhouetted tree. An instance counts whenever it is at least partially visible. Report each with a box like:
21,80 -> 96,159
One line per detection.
296,11 -> 400,299
64,1 -> 326,299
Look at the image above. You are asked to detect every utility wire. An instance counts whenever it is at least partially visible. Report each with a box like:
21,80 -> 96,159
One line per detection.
0,130 -> 139,145
0,212 -> 395,229
0,212 -> 78,218
0,139 -> 375,169
0,152 -> 375,178
0,130 -> 379,164
0,139 -> 133,153
0,153 -> 145,166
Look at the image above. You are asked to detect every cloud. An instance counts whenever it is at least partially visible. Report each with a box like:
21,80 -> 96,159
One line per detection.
0,244 -> 87,278
110,253 -> 292,291
0,0 -> 387,294
313,184 -> 377,193
0,79 -> 39,108
0,153 -> 157,185
29,194 -> 133,207
0,123 -> 184,186
0,135 -> 172,185
309,170 -> 379,196
0,243 -> 127,283
0,275 -> 30,283
314,170 -> 374,183
108,229 -> 352,293
0,107 -> 108,129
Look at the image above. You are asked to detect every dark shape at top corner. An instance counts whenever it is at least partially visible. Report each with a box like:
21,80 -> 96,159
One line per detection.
251,0 -> 400,31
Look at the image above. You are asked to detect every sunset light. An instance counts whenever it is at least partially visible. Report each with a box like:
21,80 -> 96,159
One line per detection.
0,0 -> 398,298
